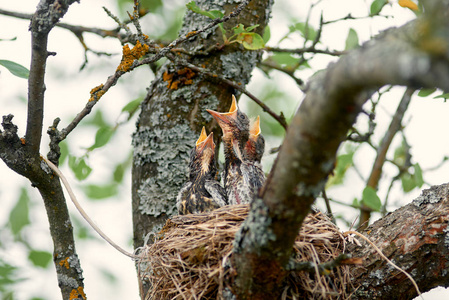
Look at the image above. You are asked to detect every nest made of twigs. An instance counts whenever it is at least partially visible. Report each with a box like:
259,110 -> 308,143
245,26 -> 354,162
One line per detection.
138,204 -> 353,299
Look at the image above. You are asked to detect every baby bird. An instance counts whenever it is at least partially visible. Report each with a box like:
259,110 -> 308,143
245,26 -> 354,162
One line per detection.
207,95 -> 251,205
242,116 -> 266,197
177,127 -> 227,215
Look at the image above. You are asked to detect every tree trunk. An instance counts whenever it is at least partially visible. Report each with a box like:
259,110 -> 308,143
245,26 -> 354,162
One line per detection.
131,0 -> 273,294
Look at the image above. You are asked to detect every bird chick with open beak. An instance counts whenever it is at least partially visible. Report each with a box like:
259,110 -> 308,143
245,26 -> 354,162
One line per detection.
177,127 -> 227,215
242,115 -> 266,196
207,95 -> 251,205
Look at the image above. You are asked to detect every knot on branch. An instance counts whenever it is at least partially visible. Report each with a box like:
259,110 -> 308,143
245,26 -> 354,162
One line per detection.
1,114 -> 20,143
47,117 -> 63,165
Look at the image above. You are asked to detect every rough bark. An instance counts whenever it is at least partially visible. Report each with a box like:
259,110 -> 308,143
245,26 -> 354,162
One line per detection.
131,0 -> 273,295
131,0 -> 273,252
350,183 -> 449,299
0,115 -> 85,299
0,1 -> 85,299
230,4 -> 449,299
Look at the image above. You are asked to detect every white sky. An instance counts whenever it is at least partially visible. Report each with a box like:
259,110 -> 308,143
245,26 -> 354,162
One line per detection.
1,0 -> 448,299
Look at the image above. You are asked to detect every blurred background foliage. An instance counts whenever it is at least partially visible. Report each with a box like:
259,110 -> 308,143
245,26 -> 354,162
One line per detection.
1,0 -> 448,299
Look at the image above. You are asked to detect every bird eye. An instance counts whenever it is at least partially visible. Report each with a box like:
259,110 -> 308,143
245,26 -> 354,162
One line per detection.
238,113 -> 247,120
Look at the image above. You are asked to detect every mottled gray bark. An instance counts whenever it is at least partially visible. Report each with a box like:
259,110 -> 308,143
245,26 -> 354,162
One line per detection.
131,0 -> 273,295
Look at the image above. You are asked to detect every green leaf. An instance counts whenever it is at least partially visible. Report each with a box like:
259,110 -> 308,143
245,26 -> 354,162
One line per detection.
361,186 -> 381,211
0,60 -> 29,79
417,88 -> 437,97
345,28 -> 359,50
121,98 -> 143,119
232,24 -> 245,35
0,259 -> 19,286
393,140 -> 410,166
113,163 -> 125,183
238,32 -> 265,50
326,152 -> 354,187
370,0 -> 388,15
262,26 -> 271,43
85,110 -> 109,128
9,188 -> 30,237
288,22 -> 317,41
246,24 -> 259,32
414,163 -> 424,188
88,127 -> 115,151
68,156 -> 92,180
186,1 -> 223,19
433,92 -> 449,99
83,184 -> 118,200
401,172 -> 416,192
269,53 -> 298,68
59,141 -> 69,165
28,250 -> 52,268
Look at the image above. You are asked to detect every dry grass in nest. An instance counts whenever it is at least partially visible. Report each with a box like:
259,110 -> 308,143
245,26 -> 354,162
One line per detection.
138,204 -> 354,299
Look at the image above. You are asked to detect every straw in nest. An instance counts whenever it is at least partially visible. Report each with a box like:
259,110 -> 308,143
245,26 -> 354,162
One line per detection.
138,204 -> 354,299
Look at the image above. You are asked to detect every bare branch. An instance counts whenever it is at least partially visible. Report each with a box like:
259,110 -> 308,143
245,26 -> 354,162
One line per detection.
265,46 -> 344,56
358,88 -> 414,229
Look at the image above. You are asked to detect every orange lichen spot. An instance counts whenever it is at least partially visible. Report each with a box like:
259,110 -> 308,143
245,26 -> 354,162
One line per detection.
163,67 -> 197,90
238,82 -> 242,85
170,81 -> 179,90
398,0 -> 418,11
167,113 -> 171,118
78,287 -> 86,299
59,257 -> 69,269
20,138 -> 26,145
163,71 -> 174,82
89,84 -> 105,102
186,31 -> 197,38
142,34 -> 149,41
69,287 -> 86,300
116,40 -> 150,72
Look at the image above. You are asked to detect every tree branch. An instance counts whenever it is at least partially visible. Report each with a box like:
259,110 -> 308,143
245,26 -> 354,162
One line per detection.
358,87 -> 414,229
230,5 -> 449,298
0,115 -> 85,300
349,183 -> 449,299
25,0 -> 78,153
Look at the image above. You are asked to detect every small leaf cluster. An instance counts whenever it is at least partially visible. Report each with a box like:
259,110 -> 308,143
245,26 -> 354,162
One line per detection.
186,1 -> 265,50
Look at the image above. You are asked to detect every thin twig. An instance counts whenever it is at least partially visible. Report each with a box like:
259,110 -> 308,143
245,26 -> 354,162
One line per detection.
323,13 -> 392,25
286,253 -> 359,274
265,46 -> 344,56
42,156 -> 138,259
167,54 -> 288,130
258,61 -> 304,87
55,0 -> 251,143
345,230 -> 423,299
321,189 -> 336,224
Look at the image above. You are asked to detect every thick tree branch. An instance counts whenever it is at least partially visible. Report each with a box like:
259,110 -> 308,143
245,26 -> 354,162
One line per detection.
359,87 -> 414,229
0,115 -> 85,300
230,5 -> 449,299
26,0 -> 78,153
350,183 -> 449,299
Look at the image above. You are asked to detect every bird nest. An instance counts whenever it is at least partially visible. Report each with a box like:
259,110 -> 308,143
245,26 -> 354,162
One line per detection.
138,204 -> 354,299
